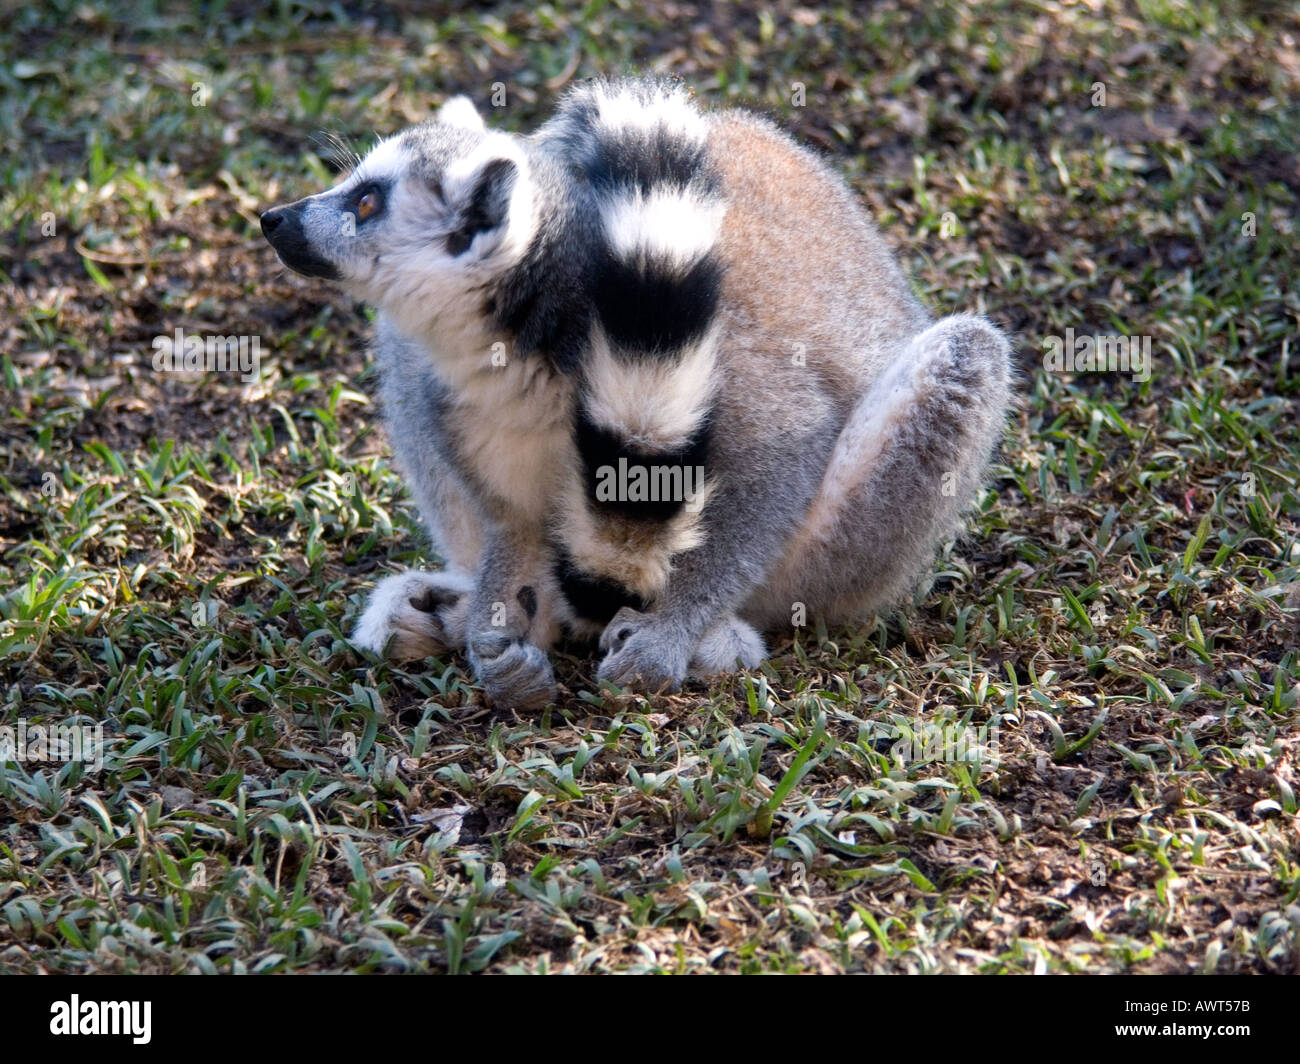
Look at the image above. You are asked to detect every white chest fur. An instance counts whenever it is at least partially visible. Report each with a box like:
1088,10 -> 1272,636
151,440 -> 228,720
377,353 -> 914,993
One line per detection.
440,352 -> 575,525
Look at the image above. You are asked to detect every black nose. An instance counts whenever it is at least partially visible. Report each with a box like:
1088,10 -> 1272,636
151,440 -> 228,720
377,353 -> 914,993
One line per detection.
258,201 -> 342,281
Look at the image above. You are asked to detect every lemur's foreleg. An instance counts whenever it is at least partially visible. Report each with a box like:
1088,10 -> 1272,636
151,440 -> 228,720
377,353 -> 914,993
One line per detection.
463,527 -> 563,710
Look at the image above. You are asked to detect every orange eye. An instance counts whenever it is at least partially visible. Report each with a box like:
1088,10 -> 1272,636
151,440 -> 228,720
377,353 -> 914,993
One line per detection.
356,190 -> 380,220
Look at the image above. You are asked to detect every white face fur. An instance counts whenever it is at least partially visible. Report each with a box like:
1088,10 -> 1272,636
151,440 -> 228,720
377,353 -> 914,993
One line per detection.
260,98 -> 538,339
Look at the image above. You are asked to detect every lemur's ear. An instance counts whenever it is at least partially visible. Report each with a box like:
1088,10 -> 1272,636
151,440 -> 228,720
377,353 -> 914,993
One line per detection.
445,155 -> 520,257
438,96 -> 485,133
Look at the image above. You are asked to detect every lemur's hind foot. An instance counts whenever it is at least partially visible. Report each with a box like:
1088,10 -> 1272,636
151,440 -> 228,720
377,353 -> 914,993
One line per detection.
689,615 -> 766,679
594,608 -> 766,691
351,570 -> 473,661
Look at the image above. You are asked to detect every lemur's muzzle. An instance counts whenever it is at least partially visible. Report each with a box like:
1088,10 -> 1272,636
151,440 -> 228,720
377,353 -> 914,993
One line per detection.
260,200 -> 341,280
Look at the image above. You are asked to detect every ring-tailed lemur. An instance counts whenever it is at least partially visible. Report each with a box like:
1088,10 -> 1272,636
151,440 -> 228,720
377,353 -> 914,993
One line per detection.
260,78 -> 1012,709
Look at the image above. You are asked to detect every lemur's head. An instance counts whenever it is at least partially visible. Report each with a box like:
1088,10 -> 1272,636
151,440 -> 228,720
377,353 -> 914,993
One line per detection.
260,97 -> 536,328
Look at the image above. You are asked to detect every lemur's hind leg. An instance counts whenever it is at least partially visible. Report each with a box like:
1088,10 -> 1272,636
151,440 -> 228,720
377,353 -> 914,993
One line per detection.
351,456 -> 484,662
747,314 -> 1011,629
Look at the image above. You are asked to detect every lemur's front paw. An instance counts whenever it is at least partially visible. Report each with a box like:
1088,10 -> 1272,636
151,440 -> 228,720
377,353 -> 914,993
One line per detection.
352,571 -> 473,661
467,630 -> 556,710
597,607 -> 690,694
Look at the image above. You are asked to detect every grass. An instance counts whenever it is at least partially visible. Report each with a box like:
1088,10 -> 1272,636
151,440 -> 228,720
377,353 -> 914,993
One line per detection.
0,0 -> 1297,974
